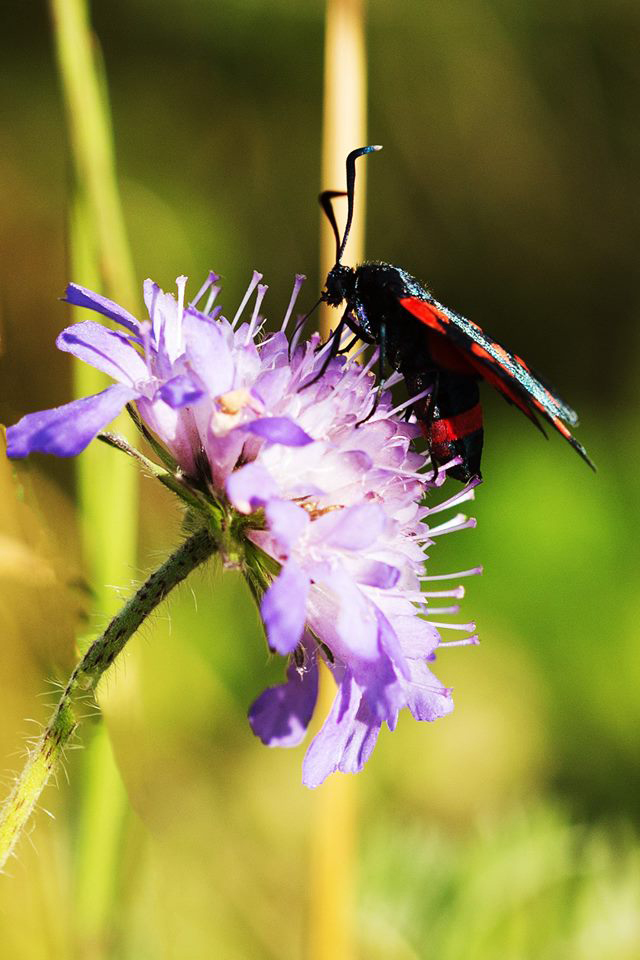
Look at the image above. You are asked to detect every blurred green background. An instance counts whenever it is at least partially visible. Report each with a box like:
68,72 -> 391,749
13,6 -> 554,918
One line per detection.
1,1 -> 639,957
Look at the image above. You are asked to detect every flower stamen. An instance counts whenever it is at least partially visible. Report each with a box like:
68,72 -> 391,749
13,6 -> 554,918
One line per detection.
190,270 -> 220,310
245,283 -> 268,344
232,270 -> 263,329
281,274 -> 307,332
421,566 -> 483,581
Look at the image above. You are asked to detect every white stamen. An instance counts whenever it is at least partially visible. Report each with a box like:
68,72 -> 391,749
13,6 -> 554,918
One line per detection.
289,314 -> 307,357
422,566 -> 483,581
176,275 -> 187,325
425,605 -> 461,615
245,284 -> 268,344
344,341 -> 371,366
232,270 -> 263,329
357,346 -> 380,380
439,636 -> 480,648
427,477 -> 481,515
385,385 -> 432,419
244,283 -> 269,346
191,271 -> 219,309
315,330 -> 340,362
419,586 -> 465,599
378,466 -> 436,482
204,286 -> 221,315
428,620 -> 476,632
427,513 -> 475,537
381,370 -> 403,389
437,455 -> 463,474
280,274 -> 306,332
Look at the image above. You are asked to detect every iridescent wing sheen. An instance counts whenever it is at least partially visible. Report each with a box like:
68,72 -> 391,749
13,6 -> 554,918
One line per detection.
398,294 -> 595,470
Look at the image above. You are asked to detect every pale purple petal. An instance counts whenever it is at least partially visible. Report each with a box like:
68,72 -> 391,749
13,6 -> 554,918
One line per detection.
261,563 -> 310,654
226,461 -> 277,513
302,673 -> 381,788
136,396 -> 198,474
321,575 -> 379,660
252,366 -> 291,407
183,310 -> 235,396
144,279 -> 181,369
6,383 -> 136,458
392,615 -> 441,659
157,374 -> 204,408
249,647 -> 318,747
352,559 -> 401,589
244,417 -> 312,446
265,499 -> 310,552
374,607 -> 410,680
57,321 -> 148,386
63,283 -> 139,334
401,659 -> 454,721
316,502 -> 387,551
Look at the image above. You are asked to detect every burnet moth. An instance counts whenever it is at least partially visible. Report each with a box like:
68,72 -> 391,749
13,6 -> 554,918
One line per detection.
312,145 -> 595,483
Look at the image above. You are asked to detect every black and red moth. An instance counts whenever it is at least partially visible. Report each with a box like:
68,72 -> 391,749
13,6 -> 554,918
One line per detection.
317,145 -> 595,482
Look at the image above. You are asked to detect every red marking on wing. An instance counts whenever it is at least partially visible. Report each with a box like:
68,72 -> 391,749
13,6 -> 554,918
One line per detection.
491,343 -> 511,366
431,404 -> 483,446
465,352 -> 534,419
551,416 -> 572,439
399,297 -> 450,334
471,340 -> 513,376
426,330 -> 476,375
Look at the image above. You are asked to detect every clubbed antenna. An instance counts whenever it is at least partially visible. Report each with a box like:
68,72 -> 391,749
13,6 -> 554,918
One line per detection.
338,144 -> 382,262
319,189 -> 347,264
319,145 -> 383,266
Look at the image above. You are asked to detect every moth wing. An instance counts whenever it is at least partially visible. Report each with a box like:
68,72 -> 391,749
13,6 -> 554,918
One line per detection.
398,295 -> 595,470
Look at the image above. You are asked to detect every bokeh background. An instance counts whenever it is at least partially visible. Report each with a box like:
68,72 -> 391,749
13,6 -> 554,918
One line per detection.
1,1 -> 639,957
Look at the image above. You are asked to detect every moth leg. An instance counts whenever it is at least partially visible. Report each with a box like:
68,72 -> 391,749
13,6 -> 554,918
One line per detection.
415,369 -> 441,482
298,314 -> 347,390
355,320 -> 387,427
336,333 -> 360,355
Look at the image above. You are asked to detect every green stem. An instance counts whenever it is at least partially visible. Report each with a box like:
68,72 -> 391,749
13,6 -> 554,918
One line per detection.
0,528 -> 217,872
49,0 -> 137,310
50,0 -> 140,937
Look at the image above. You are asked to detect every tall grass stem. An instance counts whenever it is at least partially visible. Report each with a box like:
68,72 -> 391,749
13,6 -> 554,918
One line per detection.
49,0 -> 140,949
310,2 -> 369,957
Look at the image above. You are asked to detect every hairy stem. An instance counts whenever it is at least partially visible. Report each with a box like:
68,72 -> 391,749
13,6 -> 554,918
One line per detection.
0,527 -> 217,871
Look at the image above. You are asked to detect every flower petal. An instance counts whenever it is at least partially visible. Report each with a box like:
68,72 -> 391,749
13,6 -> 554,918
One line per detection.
317,502 -> 387,551
302,672 -> 381,788
183,310 -> 235,396
157,374 -> 204,409
352,559 -> 401,589
57,321 -> 148,386
401,659 -> 454,721
63,283 -> 139,334
261,563 -> 310,654
265,499 -> 310,553
244,417 -> 313,446
249,644 -> 318,747
6,383 -> 136,458
319,575 -> 379,661
226,461 -> 277,513
144,279 -> 182,368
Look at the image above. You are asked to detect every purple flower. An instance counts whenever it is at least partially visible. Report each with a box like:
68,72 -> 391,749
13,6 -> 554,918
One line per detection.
6,271 -> 481,787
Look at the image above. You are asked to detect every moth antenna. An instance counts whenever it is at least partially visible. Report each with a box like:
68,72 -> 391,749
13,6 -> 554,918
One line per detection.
319,190 -> 346,264
337,145 -> 383,263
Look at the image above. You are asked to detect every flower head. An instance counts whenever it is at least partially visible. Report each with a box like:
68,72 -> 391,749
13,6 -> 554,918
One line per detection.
7,272 -> 480,787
